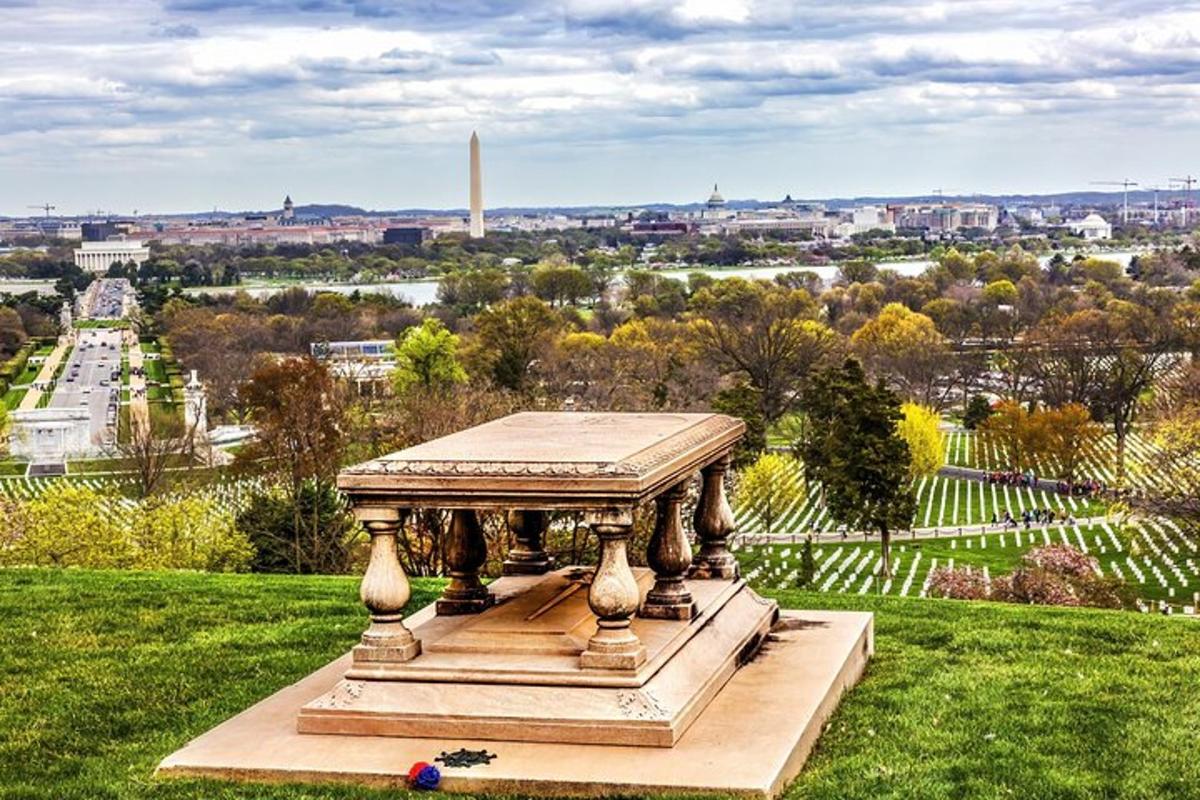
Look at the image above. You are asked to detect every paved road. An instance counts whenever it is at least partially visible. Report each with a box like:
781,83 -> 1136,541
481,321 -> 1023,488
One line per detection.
50,328 -> 122,447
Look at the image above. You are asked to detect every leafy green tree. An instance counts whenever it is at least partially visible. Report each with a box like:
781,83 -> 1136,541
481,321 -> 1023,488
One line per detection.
531,262 -> 593,307
712,381 -> 767,464
393,319 -> 467,395
963,395 -> 994,430
469,296 -> 560,392
800,358 -> 915,577
235,482 -> 358,574
736,452 -> 804,534
798,535 -> 816,587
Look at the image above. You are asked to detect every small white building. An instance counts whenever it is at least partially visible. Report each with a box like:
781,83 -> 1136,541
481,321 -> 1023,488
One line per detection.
1067,213 -> 1112,240
9,407 -> 94,462
73,240 -> 151,273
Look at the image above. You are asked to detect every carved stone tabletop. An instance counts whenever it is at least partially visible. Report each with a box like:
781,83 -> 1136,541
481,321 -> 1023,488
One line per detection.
338,411 -> 745,510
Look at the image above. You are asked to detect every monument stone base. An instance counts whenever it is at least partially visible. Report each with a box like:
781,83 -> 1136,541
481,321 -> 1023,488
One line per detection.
158,571 -> 872,798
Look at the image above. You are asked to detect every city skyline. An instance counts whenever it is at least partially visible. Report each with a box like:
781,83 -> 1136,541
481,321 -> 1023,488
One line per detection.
2,1 -> 1200,216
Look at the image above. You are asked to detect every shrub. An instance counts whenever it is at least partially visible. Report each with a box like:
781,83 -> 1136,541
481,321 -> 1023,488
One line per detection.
929,545 -> 1126,610
927,565 -> 991,600
0,483 -> 252,572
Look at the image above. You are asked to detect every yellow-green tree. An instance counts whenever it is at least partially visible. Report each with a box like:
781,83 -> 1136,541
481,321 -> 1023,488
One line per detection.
393,318 -> 468,395
736,452 -> 805,534
897,403 -> 945,478
129,495 -> 254,572
1037,403 -> 1104,484
3,483 -> 131,568
850,303 -> 951,408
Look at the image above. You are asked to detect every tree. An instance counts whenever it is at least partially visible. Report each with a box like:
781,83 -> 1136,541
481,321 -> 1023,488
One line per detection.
1,483 -> 130,568
963,395 -> 993,430
1026,311 -> 1109,409
109,408 -> 199,498
1037,403 -> 1103,484
799,359 -> 916,577
978,400 -> 1045,473
1131,403 -> 1200,538
393,318 -> 467,395
850,303 -> 953,408
897,402 -> 945,478
437,268 -> 508,313
0,307 -> 27,357
129,494 -> 253,571
468,296 -> 561,392
531,262 -> 593,306
235,482 -> 357,574
798,536 -> 816,587
235,357 -> 355,572
1087,305 -> 1178,486
736,452 -> 804,534
690,279 -> 838,425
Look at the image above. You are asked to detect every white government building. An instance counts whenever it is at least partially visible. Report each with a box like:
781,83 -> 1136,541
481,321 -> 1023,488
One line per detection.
73,240 -> 151,273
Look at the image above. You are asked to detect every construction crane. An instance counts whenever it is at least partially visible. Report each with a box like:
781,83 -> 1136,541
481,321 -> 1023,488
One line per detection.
1171,175 -> 1196,227
1143,185 -> 1166,225
1090,180 -> 1138,224
26,203 -> 56,218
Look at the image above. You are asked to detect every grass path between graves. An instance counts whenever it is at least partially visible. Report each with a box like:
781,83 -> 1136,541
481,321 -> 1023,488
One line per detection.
1,568 -> 1198,800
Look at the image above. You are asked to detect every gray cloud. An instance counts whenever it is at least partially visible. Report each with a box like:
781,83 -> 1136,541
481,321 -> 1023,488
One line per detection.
2,0 -> 1200,213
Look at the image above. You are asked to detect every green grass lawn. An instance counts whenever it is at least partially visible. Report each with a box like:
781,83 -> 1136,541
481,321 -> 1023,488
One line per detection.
74,319 -> 131,329
2,387 -> 26,410
1,569 -> 1198,799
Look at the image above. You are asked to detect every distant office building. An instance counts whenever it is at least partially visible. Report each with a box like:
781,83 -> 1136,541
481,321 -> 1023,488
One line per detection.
73,240 -> 151,273
629,220 -> 691,236
383,227 -> 430,246
81,222 -> 119,242
311,339 -> 396,394
1067,213 -> 1112,240
311,340 -> 394,360
848,205 -> 895,234
889,203 -> 998,232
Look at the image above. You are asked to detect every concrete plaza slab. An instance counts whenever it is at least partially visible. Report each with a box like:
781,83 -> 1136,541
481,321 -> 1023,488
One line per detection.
158,608 -> 872,798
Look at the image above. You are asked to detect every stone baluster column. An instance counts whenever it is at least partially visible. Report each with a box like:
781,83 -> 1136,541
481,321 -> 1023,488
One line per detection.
503,509 -> 555,575
641,482 -> 696,619
580,510 -> 647,670
691,454 -> 740,579
437,509 -> 494,615
352,505 -> 421,665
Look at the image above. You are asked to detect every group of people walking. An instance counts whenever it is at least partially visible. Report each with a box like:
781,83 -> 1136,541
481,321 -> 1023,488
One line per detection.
983,470 -> 1107,499
991,508 -> 1076,528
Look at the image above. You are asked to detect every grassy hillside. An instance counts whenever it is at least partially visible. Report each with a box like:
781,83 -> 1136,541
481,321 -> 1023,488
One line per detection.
1,569 -> 1198,799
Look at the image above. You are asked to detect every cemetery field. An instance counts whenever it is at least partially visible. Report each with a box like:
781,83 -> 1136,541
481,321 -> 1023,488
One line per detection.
0,472 -> 266,519
2,568 -> 1199,799
738,515 -> 1200,607
943,428 -> 1165,489
735,472 -> 1109,536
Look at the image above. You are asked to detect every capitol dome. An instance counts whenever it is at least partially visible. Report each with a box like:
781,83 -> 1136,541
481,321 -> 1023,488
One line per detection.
706,183 -> 726,208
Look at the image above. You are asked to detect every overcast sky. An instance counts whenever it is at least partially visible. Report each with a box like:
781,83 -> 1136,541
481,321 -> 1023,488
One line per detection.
2,0 -> 1200,216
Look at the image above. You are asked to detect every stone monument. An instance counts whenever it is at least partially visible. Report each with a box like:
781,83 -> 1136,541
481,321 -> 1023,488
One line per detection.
183,370 -> 207,439
159,412 -> 872,797
468,131 -> 484,239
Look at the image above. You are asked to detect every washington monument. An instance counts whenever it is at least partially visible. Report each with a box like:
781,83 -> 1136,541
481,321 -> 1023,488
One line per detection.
469,131 -> 484,238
